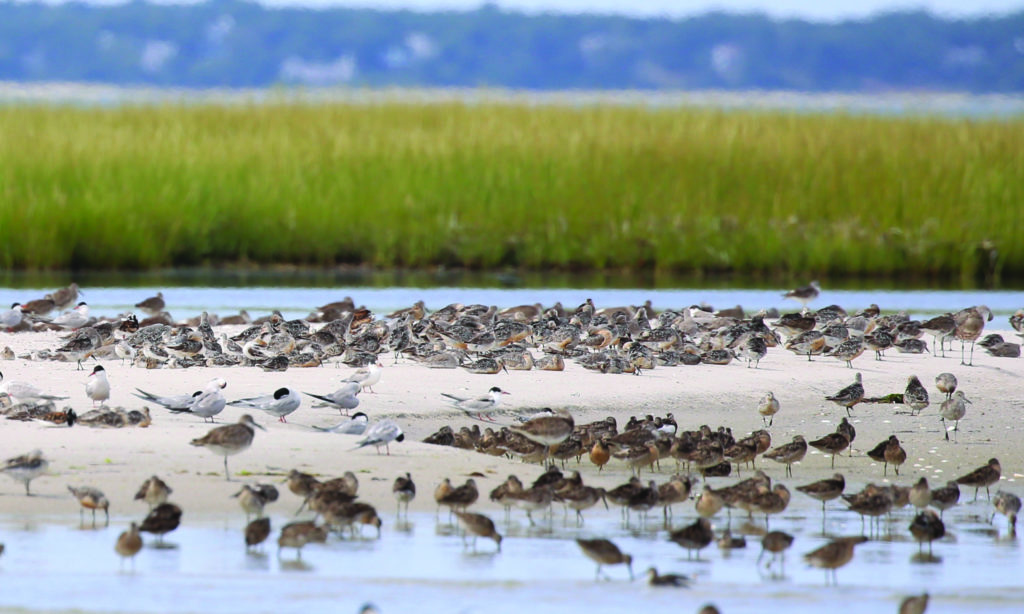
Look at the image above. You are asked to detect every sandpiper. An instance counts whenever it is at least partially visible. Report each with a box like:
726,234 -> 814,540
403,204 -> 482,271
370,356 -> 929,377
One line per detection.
956,458 -> 1001,501
763,435 -> 806,477
825,373 -> 864,416
809,432 -> 850,468
992,490 -> 1021,531
645,567 -> 690,587
836,417 -> 856,456
797,473 -> 846,518
139,502 -> 182,545
910,477 -> 932,510
190,414 -> 265,480
758,391 -> 780,427
827,337 -> 865,368
232,483 -> 278,521
940,391 -> 970,441
866,435 -> 906,476
454,511 -> 502,552
930,481 -> 960,518
953,305 -> 990,366
804,536 -> 868,585
245,517 -> 272,551
909,510 -> 945,554
115,522 -> 143,570
576,538 -> 633,581
899,594 -> 929,614
758,530 -> 795,571
669,518 -> 713,560
783,280 -> 820,306
2,449 -> 49,495
68,485 -> 109,527
277,521 -> 328,559
134,292 -> 165,317
134,475 -> 172,509
393,472 -> 416,517
589,439 -> 611,471
903,375 -> 929,414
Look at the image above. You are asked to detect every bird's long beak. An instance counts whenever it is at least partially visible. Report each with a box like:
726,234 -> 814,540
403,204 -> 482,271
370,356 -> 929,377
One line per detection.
253,422 -> 267,431
502,391 -> 511,395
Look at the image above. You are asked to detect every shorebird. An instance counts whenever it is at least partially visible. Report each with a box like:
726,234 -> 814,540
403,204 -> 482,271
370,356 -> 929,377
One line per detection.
134,292 -> 165,317
68,485 -> 110,527
910,477 -> 932,511
954,305 -> 990,365
509,408 -> 574,463
763,435 -> 807,477
797,473 -> 846,518
304,382 -> 360,415
139,502 -> 182,545
783,280 -> 820,306
286,469 -> 321,514
85,365 -> 110,407
804,536 -> 868,585
758,530 -> 795,570
134,475 -> 172,509
393,472 -> 416,516
576,538 -> 633,581
669,518 -> 713,560
899,594 -> 930,614
909,510 -> 945,554
758,391 -> 780,427
51,283 -> 82,312
940,391 -> 970,441
245,517 -> 271,551
454,511 -> 502,552
229,387 -> 301,423
277,521 -> 328,559
785,330 -> 826,361
992,490 -> 1021,531
0,371 -> 69,404
825,373 -> 864,416
935,372 -> 957,400
441,386 -> 510,422
589,439 -> 611,471
232,483 -> 279,521
438,478 -> 479,517
809,432 -> 850,468
352,419 -> 405,455
313,412 -> 369,435
930,481 -> 960,518
955,457 -> 1001,501
827,337 -> 865,368
344,362 -> 383,393
115,522 -> 143,570
190,414 -> 265,480
2,449 -> 48,495
867,435 -> 906,476
903,375 -> 929,414
645,567 -> 690,587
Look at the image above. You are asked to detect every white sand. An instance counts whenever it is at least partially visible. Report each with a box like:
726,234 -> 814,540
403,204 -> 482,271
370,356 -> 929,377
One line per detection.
1,326 -> 1021,521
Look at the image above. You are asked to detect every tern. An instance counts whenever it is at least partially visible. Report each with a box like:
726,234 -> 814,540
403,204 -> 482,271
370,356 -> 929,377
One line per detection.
313,412 -> 369,435
303,382 -> 360,415
229,387 -> 301,423
85,365 -> 110,407
1,303 -> 22,331
352,419 -> 405,455
51,302 -> 90,330
134,378 -> 227,421
344,362 -> 383,393
441,386 -> 510,421
0,370 -> 69,404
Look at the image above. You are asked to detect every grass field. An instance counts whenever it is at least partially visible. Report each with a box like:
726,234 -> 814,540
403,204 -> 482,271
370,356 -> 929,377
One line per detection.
1,103 -> 1021,281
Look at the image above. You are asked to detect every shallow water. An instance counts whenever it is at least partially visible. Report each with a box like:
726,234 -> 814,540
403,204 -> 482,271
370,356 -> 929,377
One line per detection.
1,285 -> 1022,324
2,500 -> 1021,614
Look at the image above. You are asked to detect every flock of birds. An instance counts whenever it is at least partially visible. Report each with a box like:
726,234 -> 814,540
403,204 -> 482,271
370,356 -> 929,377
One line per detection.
1,280 -> 1023,614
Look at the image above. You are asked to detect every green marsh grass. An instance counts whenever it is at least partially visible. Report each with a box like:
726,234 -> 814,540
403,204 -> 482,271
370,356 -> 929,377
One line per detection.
1,103 -> 1022,280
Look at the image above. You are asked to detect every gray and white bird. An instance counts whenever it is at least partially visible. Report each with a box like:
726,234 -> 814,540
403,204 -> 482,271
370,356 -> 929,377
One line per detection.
2,449 -> 49,495
345,363 -> 383,393
85,365 -> 110,407
313,412 -> 370,435
353,419 -> 405,455
304,381 -> 361,415
51,302 -> 90,330
940,391 -> 971,441
0,371 -> 69,404
229,387 -> 301,423
1,303 -> 22,331
441,386 -> 510,421
825,373 -> 864,416
134,292 -> 166,317
187,378 -> 229,422
782,281 -> 820,306
903,375 -> 929,414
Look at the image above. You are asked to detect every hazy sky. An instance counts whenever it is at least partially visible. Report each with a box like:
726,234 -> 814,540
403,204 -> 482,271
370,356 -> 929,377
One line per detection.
245,0 -> 1022,20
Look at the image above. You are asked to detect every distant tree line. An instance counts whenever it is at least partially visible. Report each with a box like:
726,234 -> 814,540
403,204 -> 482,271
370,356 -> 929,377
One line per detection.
1,0 -> 1022,91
